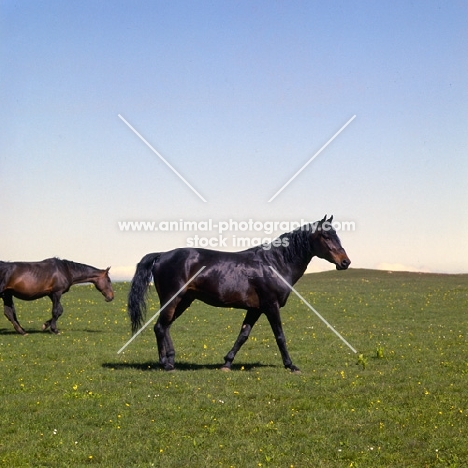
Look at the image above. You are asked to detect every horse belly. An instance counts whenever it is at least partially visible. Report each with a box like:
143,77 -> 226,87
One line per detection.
193,279 -> 260,309
7,277 -> 54,300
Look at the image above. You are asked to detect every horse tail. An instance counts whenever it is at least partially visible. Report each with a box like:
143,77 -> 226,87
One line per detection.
128,253 -> 161,334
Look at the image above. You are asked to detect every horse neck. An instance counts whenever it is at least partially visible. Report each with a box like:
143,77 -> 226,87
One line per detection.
64,261 -> 100,285
286,255 -> 313,285
268,230 -> 315,284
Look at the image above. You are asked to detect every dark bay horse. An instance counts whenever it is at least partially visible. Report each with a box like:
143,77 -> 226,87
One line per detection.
0,258 -> 114,335
128,216 -> 350,372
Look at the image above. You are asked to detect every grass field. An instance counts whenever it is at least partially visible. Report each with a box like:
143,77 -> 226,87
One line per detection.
1,269 -> 467,467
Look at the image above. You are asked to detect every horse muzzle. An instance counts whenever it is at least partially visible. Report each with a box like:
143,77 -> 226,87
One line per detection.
336,258 -> 351,270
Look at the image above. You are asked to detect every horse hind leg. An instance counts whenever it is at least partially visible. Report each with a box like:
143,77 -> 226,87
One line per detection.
2,294 -> 27,335
154,295 -> 193,371
154,315 -> 174,371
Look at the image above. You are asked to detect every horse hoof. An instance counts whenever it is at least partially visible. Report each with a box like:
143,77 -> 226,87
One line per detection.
220,366 -> 231,372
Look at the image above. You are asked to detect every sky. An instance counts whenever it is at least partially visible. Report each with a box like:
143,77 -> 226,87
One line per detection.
1,0 -> 467,280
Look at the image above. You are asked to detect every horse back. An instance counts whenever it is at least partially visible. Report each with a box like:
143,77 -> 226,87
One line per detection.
153,248 -> 287,309
0,258 -> 71,299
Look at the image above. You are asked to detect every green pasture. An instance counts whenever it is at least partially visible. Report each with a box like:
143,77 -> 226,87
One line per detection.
1,269 -> 467,467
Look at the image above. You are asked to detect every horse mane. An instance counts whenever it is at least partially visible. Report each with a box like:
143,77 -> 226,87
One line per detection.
247,224 -> 315,264
59,258 -> 99,275
276,224 -> 314,264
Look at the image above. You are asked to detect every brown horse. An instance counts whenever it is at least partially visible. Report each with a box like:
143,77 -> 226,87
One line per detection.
0,258 -> 114,335
128,216 -> 350,372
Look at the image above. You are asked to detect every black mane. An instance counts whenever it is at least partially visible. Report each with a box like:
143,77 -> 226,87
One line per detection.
247,224 -> 316,264
60,258 -> 99,275
276,225 -> 314,264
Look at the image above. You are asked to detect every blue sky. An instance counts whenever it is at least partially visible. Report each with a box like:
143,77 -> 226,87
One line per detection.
1,1 -> 467,279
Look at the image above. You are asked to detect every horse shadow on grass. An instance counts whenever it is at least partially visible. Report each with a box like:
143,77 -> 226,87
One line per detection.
0,327 -> 103,335
102,361 -> 275,372
0,328 -> 46,335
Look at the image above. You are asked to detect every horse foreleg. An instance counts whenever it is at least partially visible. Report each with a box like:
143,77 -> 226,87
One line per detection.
43,294 -> 63,334
264,304 -> 300,373
221,308 -> 262,371
2,294 -> 27,335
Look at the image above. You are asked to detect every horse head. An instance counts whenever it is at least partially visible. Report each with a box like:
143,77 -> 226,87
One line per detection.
311,215 -> 351,270
95,267 -> 114,302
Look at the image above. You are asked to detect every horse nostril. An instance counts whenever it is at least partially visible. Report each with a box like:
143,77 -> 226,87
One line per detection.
341,259 -> 350,268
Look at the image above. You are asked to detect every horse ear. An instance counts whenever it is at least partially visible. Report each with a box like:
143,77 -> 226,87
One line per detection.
327,215 -> 333,223
106,267 -> 111,273
320,214 -> 327,223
